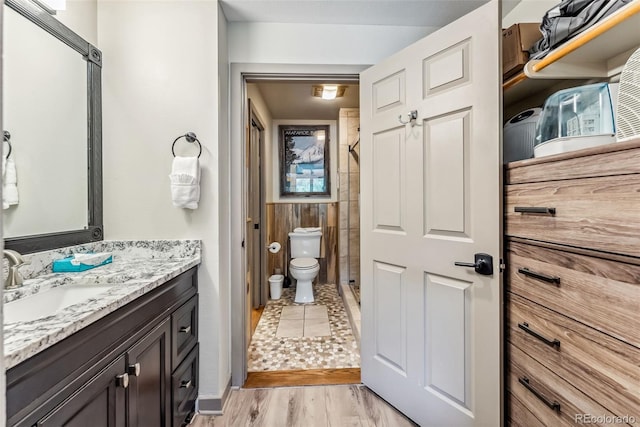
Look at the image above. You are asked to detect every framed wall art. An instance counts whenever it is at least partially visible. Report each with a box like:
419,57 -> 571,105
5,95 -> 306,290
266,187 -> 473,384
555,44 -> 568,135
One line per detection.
279,124 -> 330,197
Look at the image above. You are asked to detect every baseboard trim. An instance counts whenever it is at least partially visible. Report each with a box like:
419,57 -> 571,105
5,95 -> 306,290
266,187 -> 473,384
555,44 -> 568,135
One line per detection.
197,376 -> 232,414
244,368 -> 361,388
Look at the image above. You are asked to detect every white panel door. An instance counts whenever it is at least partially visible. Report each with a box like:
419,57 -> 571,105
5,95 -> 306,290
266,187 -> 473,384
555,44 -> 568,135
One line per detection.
360,2 -> 502,426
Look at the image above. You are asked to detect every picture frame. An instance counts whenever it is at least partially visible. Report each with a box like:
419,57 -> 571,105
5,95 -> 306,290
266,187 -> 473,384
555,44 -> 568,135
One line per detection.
279,124 -> 331,197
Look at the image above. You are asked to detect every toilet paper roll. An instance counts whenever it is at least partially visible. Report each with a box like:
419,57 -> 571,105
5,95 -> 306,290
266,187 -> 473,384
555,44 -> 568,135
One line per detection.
267,242 -> 281,254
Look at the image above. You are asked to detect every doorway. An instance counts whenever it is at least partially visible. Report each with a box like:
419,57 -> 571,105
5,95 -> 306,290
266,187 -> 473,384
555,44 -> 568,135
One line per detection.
239,72 -> 363,387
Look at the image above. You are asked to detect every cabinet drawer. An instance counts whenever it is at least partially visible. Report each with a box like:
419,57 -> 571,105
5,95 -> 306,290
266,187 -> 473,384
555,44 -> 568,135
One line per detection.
507,391 -> 545,427
172,344 -> 198,427
172,295 -> 198,370
508,344 -> 620,426
506,240 -> 640,347
505,174 -> 640,257
507,293 -> 640,422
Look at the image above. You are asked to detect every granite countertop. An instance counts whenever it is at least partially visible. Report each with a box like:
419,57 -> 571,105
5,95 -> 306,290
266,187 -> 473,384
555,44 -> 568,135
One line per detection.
3,240 -> 201,369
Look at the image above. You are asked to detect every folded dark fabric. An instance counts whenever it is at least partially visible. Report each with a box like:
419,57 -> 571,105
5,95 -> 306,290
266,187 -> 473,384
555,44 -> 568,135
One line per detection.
530,0 -> 633,60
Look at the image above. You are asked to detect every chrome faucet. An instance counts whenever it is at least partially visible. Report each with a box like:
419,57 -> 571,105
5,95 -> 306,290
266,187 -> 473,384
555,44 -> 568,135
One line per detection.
3,249 -> 29,289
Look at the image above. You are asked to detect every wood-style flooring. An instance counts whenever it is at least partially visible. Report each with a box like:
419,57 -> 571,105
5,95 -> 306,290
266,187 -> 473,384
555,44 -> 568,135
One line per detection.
251,306 -> 265,337
244,368 -> 361,388
192,384 -> 417,427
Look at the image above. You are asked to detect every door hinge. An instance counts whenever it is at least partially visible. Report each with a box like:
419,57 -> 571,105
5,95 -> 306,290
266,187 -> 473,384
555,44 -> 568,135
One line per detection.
499,258 -> 506,272
241,239 -> 245,248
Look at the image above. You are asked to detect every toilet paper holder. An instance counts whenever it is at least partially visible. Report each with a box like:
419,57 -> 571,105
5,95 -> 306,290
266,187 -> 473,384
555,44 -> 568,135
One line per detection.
266,242 -> 281,253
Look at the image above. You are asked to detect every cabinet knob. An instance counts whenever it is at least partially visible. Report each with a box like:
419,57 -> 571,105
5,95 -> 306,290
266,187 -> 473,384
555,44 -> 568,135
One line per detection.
116,373 -> 129,389
179,325 -> 192,334
128,363 -> 141,377
180,379 -> 192,389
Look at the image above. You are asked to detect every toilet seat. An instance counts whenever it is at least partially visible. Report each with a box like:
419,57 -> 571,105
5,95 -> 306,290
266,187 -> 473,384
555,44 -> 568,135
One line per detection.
290,257 -> 318,269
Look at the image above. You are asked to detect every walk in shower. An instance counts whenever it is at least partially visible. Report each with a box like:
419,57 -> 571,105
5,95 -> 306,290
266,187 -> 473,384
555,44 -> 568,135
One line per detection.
339,108 -> 361,305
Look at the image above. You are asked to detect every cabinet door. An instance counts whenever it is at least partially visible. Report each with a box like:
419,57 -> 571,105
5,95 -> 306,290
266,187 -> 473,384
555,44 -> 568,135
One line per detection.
37,355 -> 127,427
127,318 -> 171,427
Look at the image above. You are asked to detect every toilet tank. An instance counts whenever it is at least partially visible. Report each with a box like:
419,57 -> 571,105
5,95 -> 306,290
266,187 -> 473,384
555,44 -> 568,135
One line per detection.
288,231 -> 322,258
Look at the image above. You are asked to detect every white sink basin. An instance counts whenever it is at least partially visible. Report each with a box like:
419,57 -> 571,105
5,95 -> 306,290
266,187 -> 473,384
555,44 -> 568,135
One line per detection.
4,283 -> 116,324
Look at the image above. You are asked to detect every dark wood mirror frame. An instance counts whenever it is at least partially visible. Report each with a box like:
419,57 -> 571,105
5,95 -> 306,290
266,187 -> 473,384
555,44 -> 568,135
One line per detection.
4,0 -> 103,253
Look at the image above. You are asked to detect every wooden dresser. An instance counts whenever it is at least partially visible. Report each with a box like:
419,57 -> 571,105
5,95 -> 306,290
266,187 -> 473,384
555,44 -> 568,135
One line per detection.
504,140 -> 640,426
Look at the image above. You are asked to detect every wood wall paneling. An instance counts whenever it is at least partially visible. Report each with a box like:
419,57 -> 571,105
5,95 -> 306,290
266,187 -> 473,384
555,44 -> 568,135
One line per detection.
266,203 -> 339,285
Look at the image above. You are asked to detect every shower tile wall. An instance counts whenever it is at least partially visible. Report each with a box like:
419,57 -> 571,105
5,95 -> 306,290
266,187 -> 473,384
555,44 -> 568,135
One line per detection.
338,108 -> 360,294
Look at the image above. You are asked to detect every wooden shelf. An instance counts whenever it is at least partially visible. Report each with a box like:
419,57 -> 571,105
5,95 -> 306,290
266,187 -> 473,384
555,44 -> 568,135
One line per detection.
503,0 -> 640,107
503,72 -> 565,108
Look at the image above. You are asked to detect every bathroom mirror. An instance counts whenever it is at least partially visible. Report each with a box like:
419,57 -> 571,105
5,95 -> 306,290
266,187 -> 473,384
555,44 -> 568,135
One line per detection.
3,0 -> 103,253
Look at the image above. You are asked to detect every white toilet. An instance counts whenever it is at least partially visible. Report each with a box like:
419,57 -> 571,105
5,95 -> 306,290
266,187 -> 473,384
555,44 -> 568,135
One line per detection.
288,227 -> 322,303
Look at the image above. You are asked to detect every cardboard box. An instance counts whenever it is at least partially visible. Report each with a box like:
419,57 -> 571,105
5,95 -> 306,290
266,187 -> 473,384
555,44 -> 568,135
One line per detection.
503,23 -> 542,79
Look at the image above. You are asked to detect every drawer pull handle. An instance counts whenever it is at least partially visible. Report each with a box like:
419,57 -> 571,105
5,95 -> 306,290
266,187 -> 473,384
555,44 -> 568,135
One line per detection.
518,376 -> 561,412
518,268 -> 560,285
127,362 -> 141,377
518,322 -> 561,350
116,373 -> 129,389
180,379 -> 192,389
179,325 -> 192,334
514,207 -> 556,215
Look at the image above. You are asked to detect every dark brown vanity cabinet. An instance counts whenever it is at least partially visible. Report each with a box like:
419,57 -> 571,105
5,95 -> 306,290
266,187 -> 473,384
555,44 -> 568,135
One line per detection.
6,267 -> 199,427
37,355 -> 128,427
126,319 -> 172,427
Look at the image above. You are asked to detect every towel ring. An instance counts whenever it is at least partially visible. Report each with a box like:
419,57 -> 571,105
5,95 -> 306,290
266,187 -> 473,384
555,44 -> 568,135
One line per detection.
172,132 -> 202,158
3,130 -> 12,158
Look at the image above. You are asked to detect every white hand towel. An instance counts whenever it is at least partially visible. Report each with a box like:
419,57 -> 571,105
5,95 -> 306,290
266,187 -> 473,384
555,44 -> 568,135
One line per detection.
3,156 -> 19,210
170,156 -> 200,209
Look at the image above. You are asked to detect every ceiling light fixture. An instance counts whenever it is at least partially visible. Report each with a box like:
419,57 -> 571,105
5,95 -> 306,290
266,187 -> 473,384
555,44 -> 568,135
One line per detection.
312,85 -> 346,100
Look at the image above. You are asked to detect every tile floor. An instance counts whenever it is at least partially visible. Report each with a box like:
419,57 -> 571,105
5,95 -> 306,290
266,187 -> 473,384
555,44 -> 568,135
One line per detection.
248,283 -> 360,372
276,305 -> 332,337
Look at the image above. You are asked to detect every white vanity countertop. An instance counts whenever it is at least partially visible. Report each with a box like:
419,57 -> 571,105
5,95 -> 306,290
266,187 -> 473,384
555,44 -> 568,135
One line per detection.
3,240 -> 201,369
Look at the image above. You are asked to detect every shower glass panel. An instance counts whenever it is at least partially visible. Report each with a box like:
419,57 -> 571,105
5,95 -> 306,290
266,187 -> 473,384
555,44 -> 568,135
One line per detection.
347,129 -> 360,304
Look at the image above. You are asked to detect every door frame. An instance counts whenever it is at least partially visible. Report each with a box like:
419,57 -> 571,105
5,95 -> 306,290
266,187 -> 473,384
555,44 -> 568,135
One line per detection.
229,63 -> 366,386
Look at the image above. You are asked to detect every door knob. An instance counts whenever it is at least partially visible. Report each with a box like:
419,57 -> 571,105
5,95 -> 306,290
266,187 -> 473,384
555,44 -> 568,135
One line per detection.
454,253 -> 493,276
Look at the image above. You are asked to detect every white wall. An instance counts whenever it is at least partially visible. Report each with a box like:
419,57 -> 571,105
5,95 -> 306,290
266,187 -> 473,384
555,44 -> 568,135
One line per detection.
97,0 -> 225,401
502,0 -> 557,27
228,22 -> 436,65
246,84 -> 273,200
56,0 -> 98,46
270,119 -> 337,203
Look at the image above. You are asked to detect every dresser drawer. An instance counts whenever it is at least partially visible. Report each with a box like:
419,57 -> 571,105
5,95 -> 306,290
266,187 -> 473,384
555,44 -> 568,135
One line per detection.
506,240 -> 640,347
505,174 -> 640,258
172,344 -> 198,427
507,391 -> 545,427
172,295 -> 198,370
507,293 -> 640,422
508,344 -> 621,426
